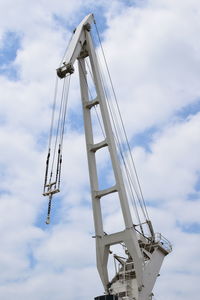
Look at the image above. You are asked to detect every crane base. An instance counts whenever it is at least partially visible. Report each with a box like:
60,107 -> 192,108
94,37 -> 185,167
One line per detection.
95,295 -> 118,300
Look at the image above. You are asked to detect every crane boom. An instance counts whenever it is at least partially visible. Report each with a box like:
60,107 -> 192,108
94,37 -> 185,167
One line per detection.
52,13 -> 172,300
56,14 -> 94,78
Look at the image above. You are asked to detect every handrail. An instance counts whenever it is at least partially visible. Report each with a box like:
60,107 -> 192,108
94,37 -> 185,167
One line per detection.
154,232 -> 172,253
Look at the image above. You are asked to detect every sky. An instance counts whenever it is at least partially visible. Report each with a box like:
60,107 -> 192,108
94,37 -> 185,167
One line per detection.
0,0 -> 200,299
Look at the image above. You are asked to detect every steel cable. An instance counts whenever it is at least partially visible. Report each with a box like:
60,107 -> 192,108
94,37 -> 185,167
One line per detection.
93,21 -> 150,224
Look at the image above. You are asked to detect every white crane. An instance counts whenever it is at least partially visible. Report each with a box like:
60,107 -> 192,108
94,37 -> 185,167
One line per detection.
43,13 -> 172,300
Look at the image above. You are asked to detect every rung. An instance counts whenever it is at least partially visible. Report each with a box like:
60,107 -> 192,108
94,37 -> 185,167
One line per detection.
95,185 -> 117,198
43,189 -> 60,197
85,97 -> 99,109
45,182 -> 56,187
90,139 -> 108,152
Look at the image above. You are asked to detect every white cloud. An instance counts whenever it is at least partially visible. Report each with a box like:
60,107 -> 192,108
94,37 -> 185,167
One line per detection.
101,0 -> 200,135
0,1 -> 199,300
133,112 -> 200,201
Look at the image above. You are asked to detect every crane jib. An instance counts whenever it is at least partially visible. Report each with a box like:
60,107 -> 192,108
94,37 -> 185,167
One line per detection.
42,13 -> 172,300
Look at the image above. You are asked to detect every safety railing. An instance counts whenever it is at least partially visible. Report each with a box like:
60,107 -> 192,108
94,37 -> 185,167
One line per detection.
154,233 -> 172,253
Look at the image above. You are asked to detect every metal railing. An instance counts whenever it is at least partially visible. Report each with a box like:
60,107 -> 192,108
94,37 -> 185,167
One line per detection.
154,233 -> 172,253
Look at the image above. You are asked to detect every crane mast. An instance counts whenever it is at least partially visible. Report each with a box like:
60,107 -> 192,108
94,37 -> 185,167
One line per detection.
45,13 -> 172,300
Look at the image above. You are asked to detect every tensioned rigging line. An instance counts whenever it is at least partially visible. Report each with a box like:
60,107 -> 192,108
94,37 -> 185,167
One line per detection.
43,74 -> 71,224
79,56 -> 143,236
56,75 -> 71,191
44,76 -> 59,193
91,31 -> 146,219
81,56 -> 144,230
78,35 -> 145,230
85,57 -> 106,139
48,76 -> 68,184
44,20 -> 150,232
104,82 -> 148,232
55,75 -> 71,185
87,31 -> 146,232
49,76 -> 59,150
78,55 -> 106,140
78,36 -> 106,138
87,28 -> 144,220
96,56 -> 145,232
93,20 -> 150,222
59,75 -> 71,149
93,23 -> 144,190
84,55 -> 143,228
94,37 -> 155,238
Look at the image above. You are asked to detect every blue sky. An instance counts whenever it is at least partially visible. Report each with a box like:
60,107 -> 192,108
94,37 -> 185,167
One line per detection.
0,31 -> 21,64
0,1 -> 200,300
0,31 -> 21,79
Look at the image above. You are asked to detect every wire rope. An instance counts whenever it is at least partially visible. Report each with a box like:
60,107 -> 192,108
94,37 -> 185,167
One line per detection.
48,75 -> 59,150
79,58 -> 106,139
95,51 -> 145,226
49,76 -> 68,183
43,76 -> 59,192
85,57 -> 106,139
60,75 -> 71,149
44,73 -> 71,224
93,21 -> 150,224
84,31 -> 145,228
79,32 -> 144,228
90,28 -> 144,226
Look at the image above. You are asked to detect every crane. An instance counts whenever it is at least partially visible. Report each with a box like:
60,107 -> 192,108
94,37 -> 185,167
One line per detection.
43,13 -> 172,300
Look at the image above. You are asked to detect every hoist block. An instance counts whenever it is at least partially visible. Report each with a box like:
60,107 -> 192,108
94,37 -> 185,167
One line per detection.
57,63 -> 74,78
43,188 -> 60,197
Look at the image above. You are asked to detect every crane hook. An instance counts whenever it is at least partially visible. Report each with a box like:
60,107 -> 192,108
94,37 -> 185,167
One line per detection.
46,194 -> 53,224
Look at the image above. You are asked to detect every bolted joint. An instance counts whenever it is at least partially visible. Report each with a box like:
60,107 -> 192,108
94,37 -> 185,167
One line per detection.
138,284 -> 144,292
83,23 -> 91,31
57,63 -> 74,78
79,48 -> 89,59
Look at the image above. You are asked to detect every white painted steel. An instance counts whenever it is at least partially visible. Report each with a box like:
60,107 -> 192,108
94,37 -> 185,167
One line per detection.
59,14 -> 171,300
62,14 -> 94,67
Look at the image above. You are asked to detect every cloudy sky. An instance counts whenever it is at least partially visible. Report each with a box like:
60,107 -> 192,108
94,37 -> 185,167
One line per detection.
0,0 -> 200,299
